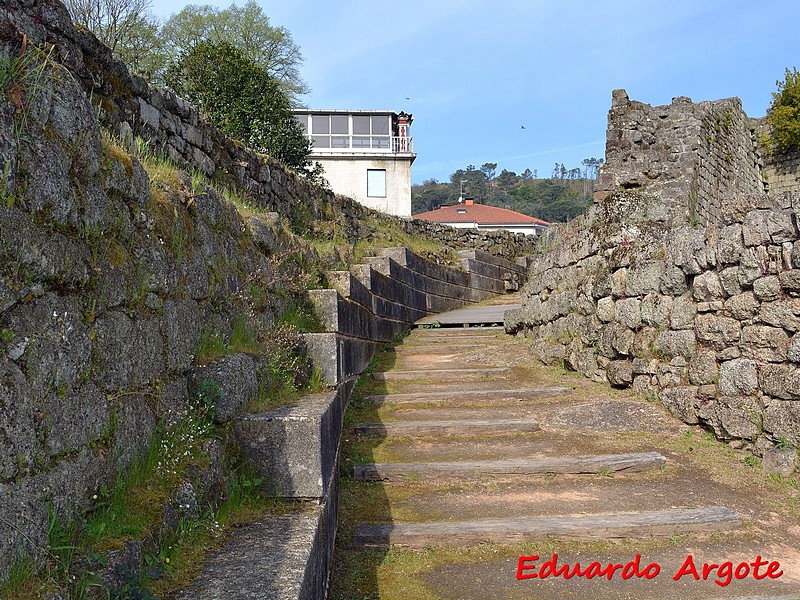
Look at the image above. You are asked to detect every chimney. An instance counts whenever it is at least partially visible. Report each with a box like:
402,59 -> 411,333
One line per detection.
465,198 -> 475,206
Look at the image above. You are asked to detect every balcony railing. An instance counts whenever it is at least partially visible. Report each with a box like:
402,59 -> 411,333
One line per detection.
306,135 -> 414,154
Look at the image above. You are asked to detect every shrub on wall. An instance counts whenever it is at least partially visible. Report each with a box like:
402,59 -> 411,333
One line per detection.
165,41 -> 312,170
765,67 -> 800,154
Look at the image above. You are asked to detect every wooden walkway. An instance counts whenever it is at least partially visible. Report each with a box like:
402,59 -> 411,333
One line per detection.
415,300 -> 520,327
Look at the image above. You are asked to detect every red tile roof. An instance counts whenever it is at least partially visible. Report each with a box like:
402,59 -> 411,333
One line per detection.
413,202 -> 550,226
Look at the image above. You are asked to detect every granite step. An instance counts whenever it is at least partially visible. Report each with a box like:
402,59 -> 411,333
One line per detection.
352,507 -> 741,549
364,386 -> 572,405
353,452 -> 667,481
372,367 -> 509,381
353,418 -> 540,437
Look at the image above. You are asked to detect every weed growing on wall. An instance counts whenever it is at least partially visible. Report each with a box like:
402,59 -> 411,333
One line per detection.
1,37 -> 53,142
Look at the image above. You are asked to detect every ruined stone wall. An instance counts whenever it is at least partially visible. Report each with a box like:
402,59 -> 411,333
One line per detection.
0,0 -> 537,261
507,189 -> 800,455
596,90 -> 763,227
764,150 -> 800,196
511,90 -> 800,459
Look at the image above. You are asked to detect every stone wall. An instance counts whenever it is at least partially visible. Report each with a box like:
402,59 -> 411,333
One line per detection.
595,90 -> 763,227
510,90 -> 800,459
1,0 -> 538,262
764,150 -> 800,196
0,0 -> 533,585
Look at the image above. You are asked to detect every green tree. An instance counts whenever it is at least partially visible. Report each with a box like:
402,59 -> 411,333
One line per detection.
64,0 -> 166,77
165,41 -> 312,170
766,67 -> 800,153
162,1 -> 308,104
411,179 -> 453,214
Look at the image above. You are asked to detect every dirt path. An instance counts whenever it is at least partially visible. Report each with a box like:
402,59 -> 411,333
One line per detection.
330,326 -> 800,599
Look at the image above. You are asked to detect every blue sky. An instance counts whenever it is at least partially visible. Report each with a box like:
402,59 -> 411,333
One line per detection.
150,0 -> 800,185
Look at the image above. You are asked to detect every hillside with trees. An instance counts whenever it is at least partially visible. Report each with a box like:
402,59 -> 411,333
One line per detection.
412,159 -> 603,223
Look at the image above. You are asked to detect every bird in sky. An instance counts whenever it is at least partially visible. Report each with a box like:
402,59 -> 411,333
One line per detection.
521,125 -> 526,129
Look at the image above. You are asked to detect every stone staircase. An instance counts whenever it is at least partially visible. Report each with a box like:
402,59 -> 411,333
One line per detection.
331,326 -> 800,599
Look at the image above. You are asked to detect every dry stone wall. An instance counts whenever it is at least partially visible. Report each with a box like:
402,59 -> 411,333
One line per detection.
0,0 -> 533,585
595,90 -> 763,228
510,90 -> 800,460
765,151 -> 800,196
0,0 -> 538,261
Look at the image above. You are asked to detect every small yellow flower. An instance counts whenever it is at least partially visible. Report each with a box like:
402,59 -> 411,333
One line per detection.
165,557 -> 170,564
92,494 -> 98,501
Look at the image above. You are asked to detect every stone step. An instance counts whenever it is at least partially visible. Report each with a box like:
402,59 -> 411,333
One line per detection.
354,418 -> 540,437
352,507 -> 740,549
392,343 -> 485,353
372,367 -> 509,381
411,327 -> 504,336
353,452 -> 667,481
364,386 -> 572,405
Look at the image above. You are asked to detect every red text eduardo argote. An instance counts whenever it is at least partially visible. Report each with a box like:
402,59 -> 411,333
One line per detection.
517,553 -> 783,587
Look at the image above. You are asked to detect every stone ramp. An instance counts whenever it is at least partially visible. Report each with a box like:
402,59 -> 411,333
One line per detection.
328,326 -> 800,599
176,509 -> 325,600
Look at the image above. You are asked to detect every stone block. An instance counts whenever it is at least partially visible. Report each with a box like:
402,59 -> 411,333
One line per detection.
303,333 -> 379,386
779,270 -> 800,295
235,383 -> 352,498
606,360 -> 633,387
724,292 -> 759,320
615,298 -> 642,329
717,358 -> 758,396
641,294 -> 671,328
697,395 -> 762,440
652,330 -> 696,360
716,224 -> 744,264
188,354 -> 259,423
759,364 -> 800,400
737,249 -> 764,288
659,386 -> 700,424
762,448 -> 797,477
694,313 -> 741,350
764,400 -> 800,446
670,296 -> 697,330
753,276 -> 781,302
688,348 -> 719,386
759,299 -> 800,332
693,271 -> 725,302
740,325 -> 790,362
718,266 -> 742,297
625,261 -> 662,296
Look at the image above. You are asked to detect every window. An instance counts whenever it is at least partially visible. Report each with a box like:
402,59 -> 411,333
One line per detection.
367,169 -> 386,197
298,113 -> 397,152
331,115 -> 349,134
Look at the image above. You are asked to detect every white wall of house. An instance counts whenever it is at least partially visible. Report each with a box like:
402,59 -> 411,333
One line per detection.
435,221 -> 544,236
317,156 -> 412,217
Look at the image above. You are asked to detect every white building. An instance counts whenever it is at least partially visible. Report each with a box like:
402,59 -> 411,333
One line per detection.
294,110 -> 415,217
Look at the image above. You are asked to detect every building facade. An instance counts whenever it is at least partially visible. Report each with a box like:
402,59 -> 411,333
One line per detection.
294,110 -> 415,216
